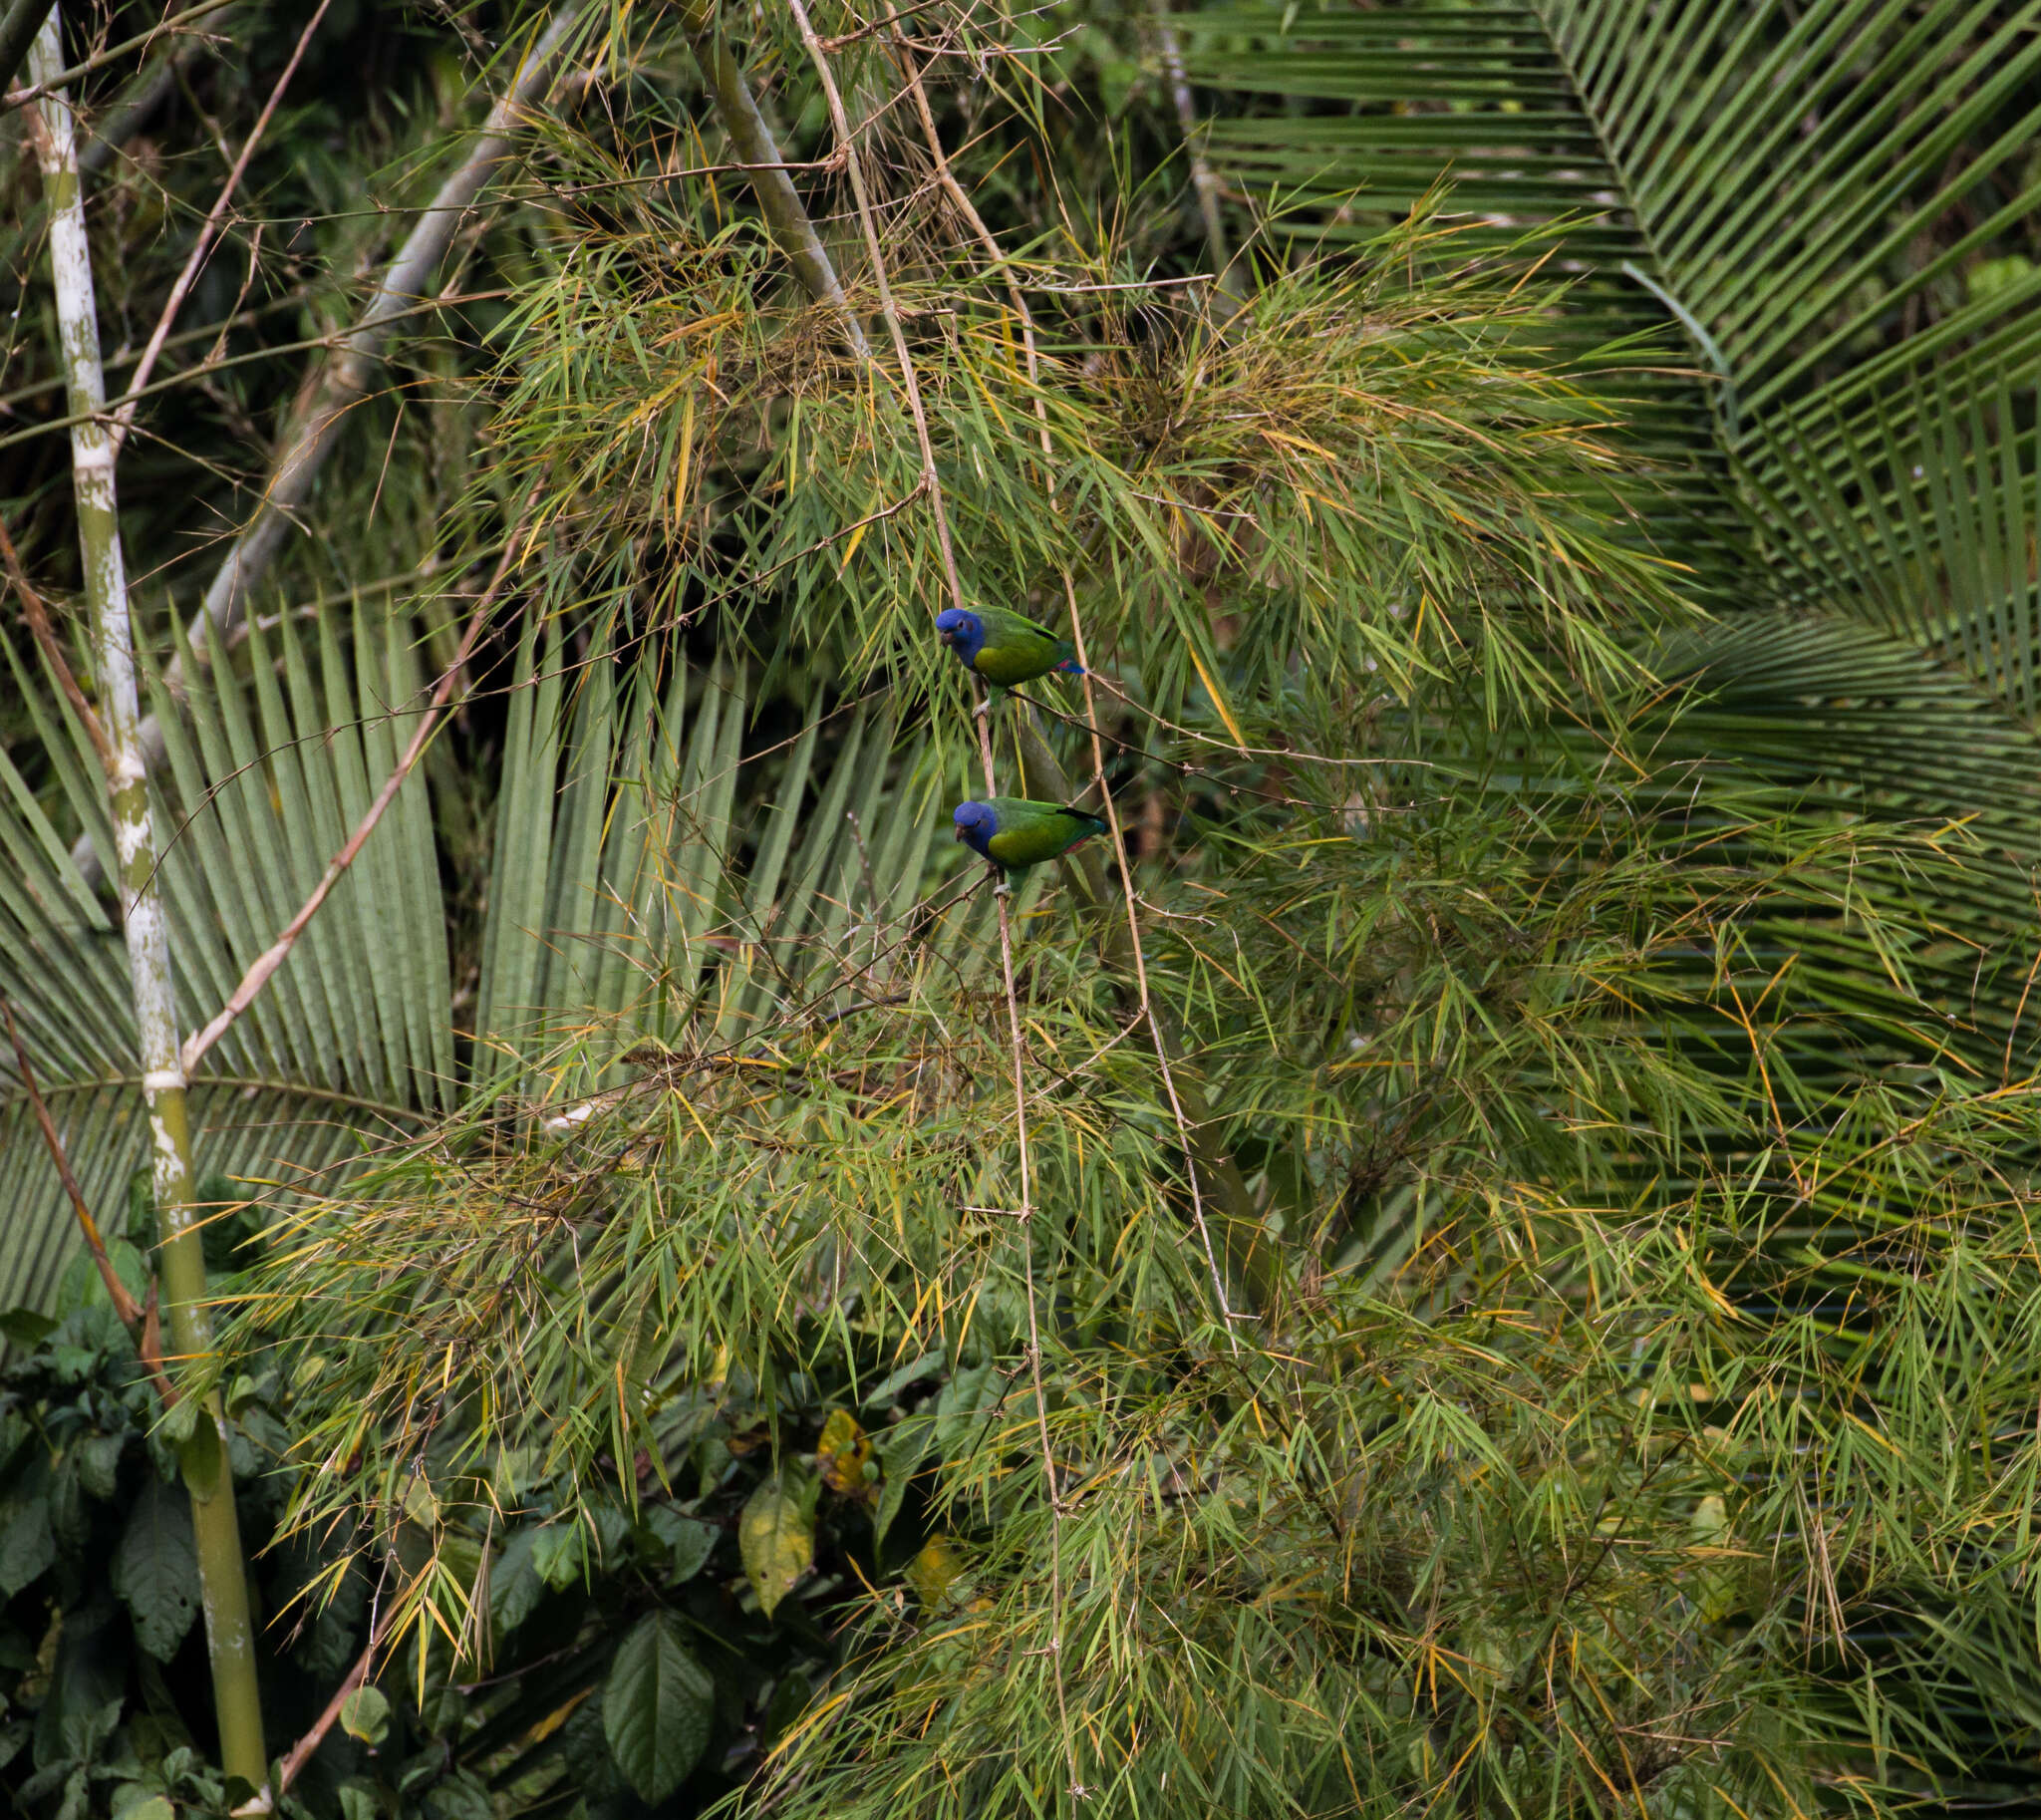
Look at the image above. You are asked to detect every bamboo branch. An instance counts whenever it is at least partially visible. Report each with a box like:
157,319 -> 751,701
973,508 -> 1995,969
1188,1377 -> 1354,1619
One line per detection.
1010,704 -> 1281,1315
0,0 -> 51,95
180,506 -> 534,1075
70,4 -> 583,887
272,1604 -> 396,1799
80,8 -> 229,175
773,3 -> 1277,1317
1151,0 -> 1246,315
788,5 -> 1086,1795
28,6 -> 267,1787
787,0 -> 962,613
112,0 -> 335,451
0,15 -> 256,330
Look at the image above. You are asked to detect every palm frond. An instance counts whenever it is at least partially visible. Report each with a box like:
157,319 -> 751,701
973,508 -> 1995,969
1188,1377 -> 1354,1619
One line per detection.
1186,0 -> 2041,694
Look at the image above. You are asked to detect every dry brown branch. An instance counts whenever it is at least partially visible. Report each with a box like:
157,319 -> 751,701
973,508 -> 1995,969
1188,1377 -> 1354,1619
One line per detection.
1061,574 -> 1242,1345
4,999 -> 141,1326
273,1599 -> 398,1798
786,3 -> 1084,1794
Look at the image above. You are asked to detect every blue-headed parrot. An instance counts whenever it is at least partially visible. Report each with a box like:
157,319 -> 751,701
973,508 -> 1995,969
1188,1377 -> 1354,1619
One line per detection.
953,797 -> 1109,875
937,606 -> 1083,693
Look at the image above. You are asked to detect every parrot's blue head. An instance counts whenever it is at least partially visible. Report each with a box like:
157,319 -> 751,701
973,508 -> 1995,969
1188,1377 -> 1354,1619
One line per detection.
936,608 -> 985,667
953,799 -> 998,859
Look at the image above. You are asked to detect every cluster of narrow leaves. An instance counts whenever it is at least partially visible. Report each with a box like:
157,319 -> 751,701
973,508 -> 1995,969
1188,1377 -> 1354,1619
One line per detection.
222,706 -> 2041,1816
485,147 -> 1683,747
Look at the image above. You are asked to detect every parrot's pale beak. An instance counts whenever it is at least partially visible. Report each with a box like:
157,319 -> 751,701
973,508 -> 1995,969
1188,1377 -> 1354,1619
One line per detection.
939,629 -> 953,645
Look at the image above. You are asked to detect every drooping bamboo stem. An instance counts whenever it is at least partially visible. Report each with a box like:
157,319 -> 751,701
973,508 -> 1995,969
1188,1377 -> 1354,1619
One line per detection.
709,0 -> 1279,1319
28,10 -> 268,1792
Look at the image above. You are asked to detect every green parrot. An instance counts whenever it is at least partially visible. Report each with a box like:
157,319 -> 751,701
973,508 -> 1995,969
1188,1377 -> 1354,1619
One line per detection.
936,606 -> 1084,693
952,797 -> 1109,875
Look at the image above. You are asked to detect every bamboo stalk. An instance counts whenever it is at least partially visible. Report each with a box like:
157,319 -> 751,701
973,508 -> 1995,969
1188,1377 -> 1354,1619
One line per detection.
1151,0 -> 1246,316
27,9 -> 269,1793
0,8 -> 244,330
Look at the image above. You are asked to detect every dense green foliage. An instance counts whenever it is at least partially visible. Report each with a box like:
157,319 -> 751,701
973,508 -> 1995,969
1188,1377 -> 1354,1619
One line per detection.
2,0 -> 2039,1814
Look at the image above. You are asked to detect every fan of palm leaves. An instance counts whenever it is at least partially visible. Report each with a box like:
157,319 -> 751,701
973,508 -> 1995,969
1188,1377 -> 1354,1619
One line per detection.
1184,0 -> 2041,756
0,604 -> 967,1318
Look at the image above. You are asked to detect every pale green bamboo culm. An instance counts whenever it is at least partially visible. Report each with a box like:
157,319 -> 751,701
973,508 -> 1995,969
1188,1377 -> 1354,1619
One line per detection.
28,8 -> 269,1798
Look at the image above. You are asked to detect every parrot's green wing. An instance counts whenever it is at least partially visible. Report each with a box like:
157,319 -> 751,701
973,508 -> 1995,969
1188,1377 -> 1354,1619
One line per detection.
983,799 -> 1109,870
970,607 -> 1079,689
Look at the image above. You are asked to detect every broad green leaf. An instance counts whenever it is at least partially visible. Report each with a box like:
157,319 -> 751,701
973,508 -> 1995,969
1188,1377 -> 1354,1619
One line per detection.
643,1506 -> 718,1584
0,1494 -> 53,1599
532,1522 -> 588,1591
872,1416 -> 934,1553
489,1526 -> 547,1636
340,1685 -> 391,1746
602,1612 -> 713,1802
71,1434 -> 122,1503
111,1476 -> 198,1661
740,1469 -> 814,1619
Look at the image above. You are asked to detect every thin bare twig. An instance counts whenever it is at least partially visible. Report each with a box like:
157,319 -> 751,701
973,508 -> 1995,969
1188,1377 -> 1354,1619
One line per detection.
0,0 -> 236,112
112,0 -> 334,453
787,0 -> 963,616
0,511 -> 111,769
178,499 -> 536,1075
1062,574 -> 1243,1346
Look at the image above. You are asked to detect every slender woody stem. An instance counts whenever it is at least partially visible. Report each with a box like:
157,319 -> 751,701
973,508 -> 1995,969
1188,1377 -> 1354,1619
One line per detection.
3,0 -> 237,112
787,0 -> 965,617
675,0 -> 868,355
28,10 -> 269,1792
